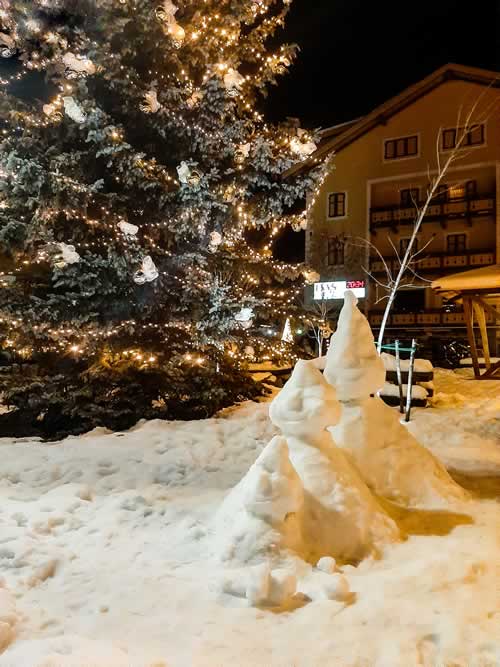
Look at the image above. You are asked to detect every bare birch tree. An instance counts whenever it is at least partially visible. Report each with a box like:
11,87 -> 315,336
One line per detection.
303,299 -> 336,357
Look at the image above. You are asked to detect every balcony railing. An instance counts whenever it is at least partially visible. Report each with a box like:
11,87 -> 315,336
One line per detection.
370,193 -> 496,229
369,307 -> 496,328
370,249 -> 496,275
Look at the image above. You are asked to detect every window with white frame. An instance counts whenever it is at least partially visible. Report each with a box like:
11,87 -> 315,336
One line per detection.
328,192 -> 346,218
384,135 -> 418,160
441,124 -> 485,151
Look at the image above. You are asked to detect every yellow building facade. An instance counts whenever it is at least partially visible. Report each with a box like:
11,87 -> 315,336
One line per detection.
302,64 -> 500,348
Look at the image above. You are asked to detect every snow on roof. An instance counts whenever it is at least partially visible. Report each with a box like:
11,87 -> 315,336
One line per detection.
432,265 -> 500,293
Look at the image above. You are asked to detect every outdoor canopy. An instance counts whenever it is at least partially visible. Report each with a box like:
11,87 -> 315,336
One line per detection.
432,265 -> 500,379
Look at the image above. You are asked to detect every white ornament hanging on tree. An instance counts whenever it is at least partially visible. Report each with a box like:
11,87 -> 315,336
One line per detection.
62,52 -> 96,78
168,22 -> 185,48
140,89 -> 161,114
290,129 -> 317,158
155,0 -> 178,24
118,221 -> 139,237
134,256 -> 159,285
290,135 -> 317,158
177,161 -> 191,184
223,68 -> 245,96
54,243 -> 80,269
235,142 -> 251,163
63,96 -> 86,124
235,307 -> 254,330
177,162 -> 201,186
0,32 -> 15,57
208,231 -> 223,254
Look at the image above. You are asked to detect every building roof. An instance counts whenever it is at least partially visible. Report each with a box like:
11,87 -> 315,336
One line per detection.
432,265 -> 500,293
285,63 -> 500,177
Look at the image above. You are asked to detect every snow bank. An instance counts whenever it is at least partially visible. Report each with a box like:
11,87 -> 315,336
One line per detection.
0,367 -> 499,665
380,382 -> 428,400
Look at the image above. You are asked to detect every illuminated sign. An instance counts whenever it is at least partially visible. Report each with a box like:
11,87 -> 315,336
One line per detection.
314,280 -> 366,301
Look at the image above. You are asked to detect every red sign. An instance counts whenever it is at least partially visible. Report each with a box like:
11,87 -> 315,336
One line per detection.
346,280 -> 365,289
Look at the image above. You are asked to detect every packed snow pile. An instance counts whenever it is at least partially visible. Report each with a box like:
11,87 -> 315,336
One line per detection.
269,361 -> 398,562
214,355 -> 398,606
327,292 -> 468,509
324,291 -> 386,401
381,352 -> 433,374
214,435 -> 306,567
0,580 -> 17,653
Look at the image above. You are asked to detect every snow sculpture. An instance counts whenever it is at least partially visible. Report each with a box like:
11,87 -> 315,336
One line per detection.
324,290 -> 385,400
215,436 -> 305,567
214,358 -> 399,607
327,291 -> 468,508
214,436 -> 304,606
269,360 -> 398,563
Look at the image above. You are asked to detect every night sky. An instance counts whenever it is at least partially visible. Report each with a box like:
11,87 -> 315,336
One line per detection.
266,0 -> 499,129
270,0 -> 499,262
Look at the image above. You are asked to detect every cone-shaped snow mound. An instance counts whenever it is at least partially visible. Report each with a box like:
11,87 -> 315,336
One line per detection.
269,359 -> 341,438
270,361 -> 399,562
325,291 -> 468,509
324,290 -> 386,401
330,397 -> 469,508
214,436 -> 305,566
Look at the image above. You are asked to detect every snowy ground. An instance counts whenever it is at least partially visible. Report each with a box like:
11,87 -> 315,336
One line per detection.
0,368 -> 499,666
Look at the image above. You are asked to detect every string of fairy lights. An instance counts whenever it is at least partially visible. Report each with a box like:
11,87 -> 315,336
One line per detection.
0,0 -> 334,367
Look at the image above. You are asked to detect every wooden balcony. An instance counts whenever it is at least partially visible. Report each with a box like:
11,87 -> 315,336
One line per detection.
370,193 -> 496,230
369,308 -> 496,328
370,249 -> 495,276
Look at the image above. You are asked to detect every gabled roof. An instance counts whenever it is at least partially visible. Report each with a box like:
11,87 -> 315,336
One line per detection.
318,117 -> 364,142
285,63 -> 500,177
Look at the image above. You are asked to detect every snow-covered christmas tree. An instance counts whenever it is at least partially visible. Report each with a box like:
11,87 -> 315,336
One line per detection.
0,0 -> 319,436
